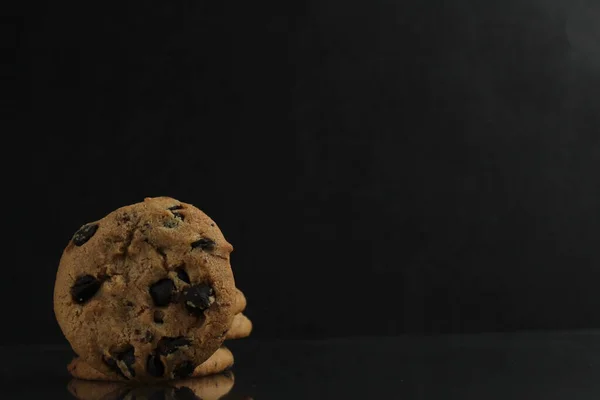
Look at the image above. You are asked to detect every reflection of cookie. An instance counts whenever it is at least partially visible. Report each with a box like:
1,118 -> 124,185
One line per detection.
67,380 -> 127,400
68,372 -> 235,400
54,197 -> 237,382
174,372 -> 235,399
226,313 -> 253,339
69,347 -> 234,381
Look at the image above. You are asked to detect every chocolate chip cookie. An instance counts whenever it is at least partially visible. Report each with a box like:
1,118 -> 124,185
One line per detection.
54,197 -> 237,382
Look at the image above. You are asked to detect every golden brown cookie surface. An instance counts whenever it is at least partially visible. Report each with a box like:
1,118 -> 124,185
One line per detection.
54,197 -> 236,382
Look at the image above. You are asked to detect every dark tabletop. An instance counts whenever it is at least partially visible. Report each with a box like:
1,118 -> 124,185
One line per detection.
3,331 -> 600,399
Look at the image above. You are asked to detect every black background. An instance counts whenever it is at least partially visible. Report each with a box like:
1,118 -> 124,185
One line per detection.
8,0 -> 600,345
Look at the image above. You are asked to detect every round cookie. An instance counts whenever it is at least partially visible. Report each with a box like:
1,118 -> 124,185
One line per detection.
68,347 -> 235,381
54,197 -> 237,382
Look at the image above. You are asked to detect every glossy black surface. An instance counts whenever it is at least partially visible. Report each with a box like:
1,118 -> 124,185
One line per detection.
3,331 -> 600,399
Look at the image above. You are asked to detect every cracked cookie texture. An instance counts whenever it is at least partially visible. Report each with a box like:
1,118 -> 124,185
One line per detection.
54,197 -> 236,382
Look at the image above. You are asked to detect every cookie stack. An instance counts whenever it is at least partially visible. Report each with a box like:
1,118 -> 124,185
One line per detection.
54,197 -> 252,383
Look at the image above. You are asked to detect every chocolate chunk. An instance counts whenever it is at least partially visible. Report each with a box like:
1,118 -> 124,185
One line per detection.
153,310 -> 164,324
176,267 -> 190,284
103,356 -> 126,379
183,284 -> 214,314
146,354 -> 165,377
71,275 -> 102,304
165,204 -> 185,224
72,223 -> 99,246
172,212 -> 184,221
174,386 -> 200,400
104,347 -> 135,379
157,336 -> 192,355
149,279 -> 175,307
163,219 -> 179,228
173,361 -> 195,379
120,346 -> 136,377
190,238 -> 215,251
